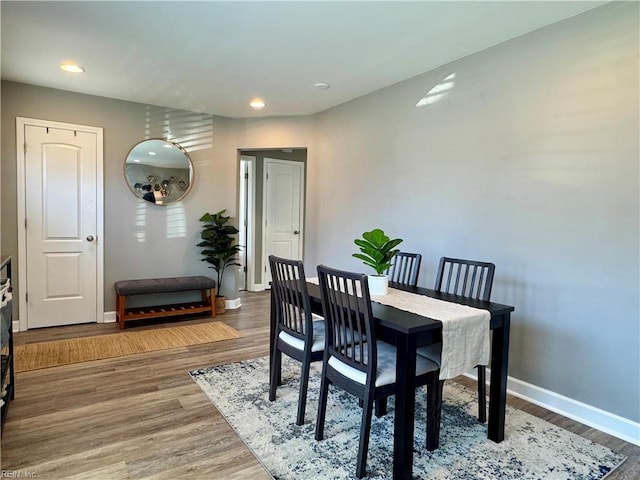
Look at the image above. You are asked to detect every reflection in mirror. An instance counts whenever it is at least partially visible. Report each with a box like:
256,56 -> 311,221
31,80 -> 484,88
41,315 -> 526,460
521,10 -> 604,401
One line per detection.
124,139 -> 193,205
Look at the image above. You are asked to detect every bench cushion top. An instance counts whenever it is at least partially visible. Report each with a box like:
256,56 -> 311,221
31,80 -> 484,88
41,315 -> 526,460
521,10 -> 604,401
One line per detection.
115,276 -> 215,296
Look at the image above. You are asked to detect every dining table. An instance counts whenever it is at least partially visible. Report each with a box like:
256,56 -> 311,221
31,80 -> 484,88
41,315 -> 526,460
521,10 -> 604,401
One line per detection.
269,280 -> 515,480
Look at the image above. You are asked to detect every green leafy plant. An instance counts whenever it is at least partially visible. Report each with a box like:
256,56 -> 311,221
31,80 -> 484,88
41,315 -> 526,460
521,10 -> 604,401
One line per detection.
197,209 -> 241,297
353,228 -> 403,276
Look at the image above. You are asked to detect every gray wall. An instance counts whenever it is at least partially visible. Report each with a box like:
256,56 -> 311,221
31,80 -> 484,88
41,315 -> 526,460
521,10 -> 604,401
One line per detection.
1,85 -> 316,311
304,3 -> 639,422
1,82 -> 241,309
0,2 -> 637,429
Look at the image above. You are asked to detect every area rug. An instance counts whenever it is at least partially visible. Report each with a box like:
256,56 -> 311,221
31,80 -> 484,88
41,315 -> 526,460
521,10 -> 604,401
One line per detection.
15,321 -> 240,372
190,356 -> 627,480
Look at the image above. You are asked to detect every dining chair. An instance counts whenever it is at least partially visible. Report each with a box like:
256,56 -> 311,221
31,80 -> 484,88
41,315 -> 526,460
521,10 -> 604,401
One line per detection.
418,256 -> 495,424
268,255 -> 325,426
314,265 -> 439,478
386,251 -> 422,287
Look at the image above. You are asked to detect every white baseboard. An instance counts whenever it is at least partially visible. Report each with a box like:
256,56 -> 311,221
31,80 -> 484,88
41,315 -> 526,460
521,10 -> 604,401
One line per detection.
247,283 -> 265,292
12,320 -> 20,332
464,370 -> 640,446
225,297 -> 242,310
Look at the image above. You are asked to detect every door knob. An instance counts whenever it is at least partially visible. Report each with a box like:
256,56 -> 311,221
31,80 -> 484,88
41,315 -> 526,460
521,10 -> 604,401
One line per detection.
86,235 -> 95,242
293,230 -> 300,235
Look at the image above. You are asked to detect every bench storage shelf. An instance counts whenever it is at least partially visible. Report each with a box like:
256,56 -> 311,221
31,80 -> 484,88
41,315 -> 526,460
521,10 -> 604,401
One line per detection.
115,276 -> 216,329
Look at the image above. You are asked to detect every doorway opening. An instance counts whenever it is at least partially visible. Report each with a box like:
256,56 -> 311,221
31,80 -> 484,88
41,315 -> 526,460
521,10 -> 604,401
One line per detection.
237,148 -> 307,291
238,155 -> 255,291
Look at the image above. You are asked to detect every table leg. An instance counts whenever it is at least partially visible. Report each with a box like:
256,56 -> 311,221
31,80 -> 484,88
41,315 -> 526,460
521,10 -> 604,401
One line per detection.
488,312 -> 511,442
426,377 -> 443,451
393,334 -> 417,480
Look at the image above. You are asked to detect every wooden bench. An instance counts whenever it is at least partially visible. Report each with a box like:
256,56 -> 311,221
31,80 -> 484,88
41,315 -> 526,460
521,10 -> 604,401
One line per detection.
115,276 -> 216,329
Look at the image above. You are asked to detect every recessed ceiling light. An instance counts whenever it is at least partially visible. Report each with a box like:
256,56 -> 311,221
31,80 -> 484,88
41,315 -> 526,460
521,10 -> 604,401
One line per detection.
250,98 -> 265,109
59,63 -> 85,74
314,82 -> 330,90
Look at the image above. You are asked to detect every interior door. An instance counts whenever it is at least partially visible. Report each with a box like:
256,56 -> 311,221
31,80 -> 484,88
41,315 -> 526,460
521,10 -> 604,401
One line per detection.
263,158 -> 304,285
22,122 -> 101,328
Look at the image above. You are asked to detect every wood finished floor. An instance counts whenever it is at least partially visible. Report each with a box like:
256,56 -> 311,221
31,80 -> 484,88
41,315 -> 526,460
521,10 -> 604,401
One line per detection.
2,291 -> 638,479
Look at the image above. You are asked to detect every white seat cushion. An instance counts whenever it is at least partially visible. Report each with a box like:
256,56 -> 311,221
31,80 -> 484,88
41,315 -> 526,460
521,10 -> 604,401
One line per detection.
416,343 -> 442,366
328,341 -> 439,387
279,318 -> 326,352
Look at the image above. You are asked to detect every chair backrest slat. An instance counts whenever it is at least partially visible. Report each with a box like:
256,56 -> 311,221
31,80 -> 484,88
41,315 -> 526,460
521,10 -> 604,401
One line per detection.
318,265 -> 375,376
435,257 -> 495,301
386,252 -> 422,287
269,255 -> 313,342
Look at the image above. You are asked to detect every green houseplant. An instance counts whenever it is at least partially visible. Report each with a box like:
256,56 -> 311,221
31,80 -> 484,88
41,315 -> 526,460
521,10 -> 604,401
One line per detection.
353,228 -> 403,295
197,209 -> 241,313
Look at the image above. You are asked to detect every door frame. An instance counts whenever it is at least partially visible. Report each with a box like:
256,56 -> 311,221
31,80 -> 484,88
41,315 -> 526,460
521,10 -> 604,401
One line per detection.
261,158 -> 305,288
238,155 -> 257,291
16,117 -> 104,331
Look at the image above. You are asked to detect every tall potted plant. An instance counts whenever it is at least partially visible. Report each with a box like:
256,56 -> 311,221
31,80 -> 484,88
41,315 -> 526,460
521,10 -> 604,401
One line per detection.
353,228 -> 403,295
197,209 -> 241,314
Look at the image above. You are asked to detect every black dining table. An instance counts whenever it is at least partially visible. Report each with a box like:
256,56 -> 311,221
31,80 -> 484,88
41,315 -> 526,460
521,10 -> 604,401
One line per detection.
269,281 -> 515,480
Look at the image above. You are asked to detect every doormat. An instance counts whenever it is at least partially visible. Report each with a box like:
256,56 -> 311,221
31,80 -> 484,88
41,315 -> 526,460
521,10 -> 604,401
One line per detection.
15,321 -> 240,372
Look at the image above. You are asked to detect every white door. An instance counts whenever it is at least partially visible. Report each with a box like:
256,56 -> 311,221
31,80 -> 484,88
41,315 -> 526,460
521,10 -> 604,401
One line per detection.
18,119 -> 103,329
263,158 -> 304,285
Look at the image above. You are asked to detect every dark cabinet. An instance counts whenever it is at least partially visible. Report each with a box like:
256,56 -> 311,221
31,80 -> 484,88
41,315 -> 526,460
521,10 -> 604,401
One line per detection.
1,255 -> 14,430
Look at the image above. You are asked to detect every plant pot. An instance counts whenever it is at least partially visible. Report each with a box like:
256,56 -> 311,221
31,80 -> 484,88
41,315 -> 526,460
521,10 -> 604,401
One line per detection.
367,275 -> 388,296
215,296 -> 226,315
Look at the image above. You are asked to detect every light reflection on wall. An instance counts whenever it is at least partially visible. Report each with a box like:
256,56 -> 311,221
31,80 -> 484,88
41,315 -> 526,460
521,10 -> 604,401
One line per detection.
135,202 -> 146,243
165,202 -> 187,239
416,73 -> 457,107
144,106 -> 214,153
136,106 -> 214,240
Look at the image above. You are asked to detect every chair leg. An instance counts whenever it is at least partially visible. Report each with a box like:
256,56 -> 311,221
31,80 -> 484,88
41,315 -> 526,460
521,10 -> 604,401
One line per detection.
375,398 -> 388,417
296,360 -> 311,425
356,391 -> 374,479
426,376 -> 444,451
269,349 -> 282,402
477,366 -> 487,423
315,372 -> 330,441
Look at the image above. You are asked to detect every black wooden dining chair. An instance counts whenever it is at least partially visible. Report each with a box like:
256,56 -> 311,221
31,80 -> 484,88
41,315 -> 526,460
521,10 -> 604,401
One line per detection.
418,256 -> 495,424
269,255 -> 325,426
386,251 -> 422,287
315,265 -> 439,478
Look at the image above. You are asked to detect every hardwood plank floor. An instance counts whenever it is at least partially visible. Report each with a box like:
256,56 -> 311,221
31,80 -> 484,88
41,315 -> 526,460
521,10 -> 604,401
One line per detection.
2,291 -> 638,479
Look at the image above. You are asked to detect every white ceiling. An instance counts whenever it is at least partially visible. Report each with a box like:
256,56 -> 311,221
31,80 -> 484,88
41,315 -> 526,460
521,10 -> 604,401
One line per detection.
1,1 -> 607,118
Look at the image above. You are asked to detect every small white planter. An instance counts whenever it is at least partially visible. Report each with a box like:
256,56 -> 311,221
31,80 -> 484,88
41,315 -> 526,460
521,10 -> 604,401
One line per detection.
367,275 -> 389,296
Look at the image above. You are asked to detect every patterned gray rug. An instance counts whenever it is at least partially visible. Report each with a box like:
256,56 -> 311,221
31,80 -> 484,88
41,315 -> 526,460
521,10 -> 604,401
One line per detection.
190,356 -> 626,480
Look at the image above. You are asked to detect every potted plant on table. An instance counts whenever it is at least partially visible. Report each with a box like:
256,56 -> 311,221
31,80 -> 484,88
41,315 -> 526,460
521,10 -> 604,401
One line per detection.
197,209 -> 241,314
353,228 -> 403,295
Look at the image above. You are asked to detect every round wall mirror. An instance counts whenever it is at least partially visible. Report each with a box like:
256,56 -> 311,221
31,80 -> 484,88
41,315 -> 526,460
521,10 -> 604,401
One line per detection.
124,139 -> 193,205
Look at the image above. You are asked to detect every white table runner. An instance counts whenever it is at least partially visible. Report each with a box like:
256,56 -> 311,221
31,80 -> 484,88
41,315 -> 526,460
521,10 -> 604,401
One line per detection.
308,277 -> 490,380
